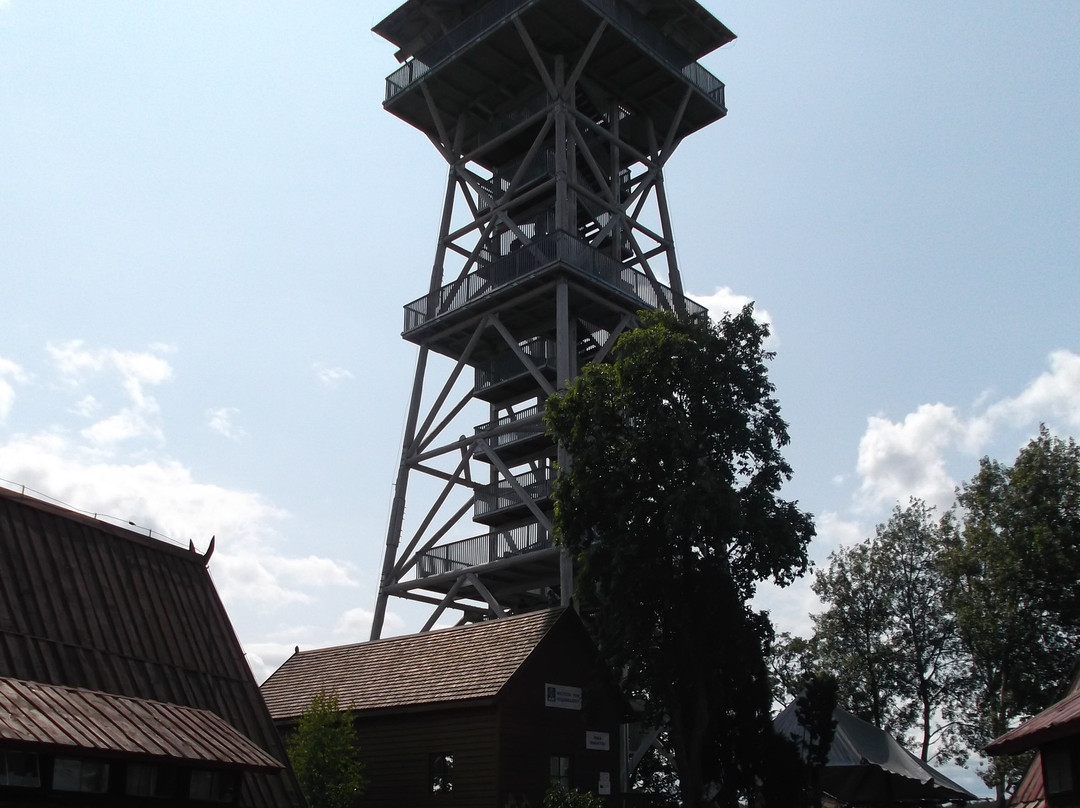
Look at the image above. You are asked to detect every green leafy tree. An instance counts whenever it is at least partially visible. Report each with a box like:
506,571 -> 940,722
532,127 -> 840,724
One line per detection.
545,307 -> 815,808
286,690 -> 367,808
810,499 -> 963,761
542,784 -> 605,808
767,631 -> 819,709
812,539 -> 901,733
942,426 -> 1080,801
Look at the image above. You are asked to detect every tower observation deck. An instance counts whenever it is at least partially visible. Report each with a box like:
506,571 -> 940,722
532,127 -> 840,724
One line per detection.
369,0 -> 735,639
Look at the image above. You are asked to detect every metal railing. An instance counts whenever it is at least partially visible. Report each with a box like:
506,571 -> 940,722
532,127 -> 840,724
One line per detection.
385,0 -> 537,101
383,0 -> 725,110
474,405 -> 548,452
474,466 -> 555,519
403,230 -> 707,333
414,521 -> 553,578
474,337 -> 556,394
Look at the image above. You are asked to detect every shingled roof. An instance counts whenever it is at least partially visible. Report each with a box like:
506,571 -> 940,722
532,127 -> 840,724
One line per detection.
261,608 -> 566,721
0,484 -> 304,807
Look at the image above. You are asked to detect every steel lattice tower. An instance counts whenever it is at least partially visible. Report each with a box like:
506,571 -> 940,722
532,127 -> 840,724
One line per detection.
370,0 -> 735,639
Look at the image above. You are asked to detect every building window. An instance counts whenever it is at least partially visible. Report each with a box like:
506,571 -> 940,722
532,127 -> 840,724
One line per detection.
0,751 -> 40,788
126,763 -> 182,798
189,769 -> 239,803
550,755 -> 571,789
1044,748 -> 1074,796
52,757 -> 110,793
430,753 -> 454,794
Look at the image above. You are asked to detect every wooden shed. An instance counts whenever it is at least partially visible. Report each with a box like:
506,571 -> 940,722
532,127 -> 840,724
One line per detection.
0,484 -> 305,807
261,608 -> 628,807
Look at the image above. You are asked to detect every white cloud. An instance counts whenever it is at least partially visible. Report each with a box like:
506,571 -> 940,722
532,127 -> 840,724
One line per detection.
979,349 -> 1080,430
690,286 -> 776,348
207,407 -> 246,440
82,408 -> 162,445
852,349 -> 1080,515
313,362 -> 353,388
0,356 -> 28,421
333,607 -> 377,638
812,511 -> 866,560
0,433 -> 355,615
47,340 -> 174,448
856,404 -> 965,512
70,395 -> 99,418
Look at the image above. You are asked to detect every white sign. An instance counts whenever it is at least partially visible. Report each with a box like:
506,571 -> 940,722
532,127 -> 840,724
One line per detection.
598,772 -> 611,796
544,683 -> 582,710
585,731 -> 610,751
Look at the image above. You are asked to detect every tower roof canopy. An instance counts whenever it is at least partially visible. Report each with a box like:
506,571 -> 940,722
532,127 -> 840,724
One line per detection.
373,0 -> 734,63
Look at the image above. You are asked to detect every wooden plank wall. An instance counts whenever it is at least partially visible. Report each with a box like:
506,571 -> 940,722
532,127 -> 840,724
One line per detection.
346,707 -> 500,807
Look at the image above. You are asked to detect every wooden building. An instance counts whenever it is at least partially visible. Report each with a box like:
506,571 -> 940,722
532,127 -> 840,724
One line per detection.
261,608 -> 628,806
0,484 -> 305,807
987,671 -> 1080,808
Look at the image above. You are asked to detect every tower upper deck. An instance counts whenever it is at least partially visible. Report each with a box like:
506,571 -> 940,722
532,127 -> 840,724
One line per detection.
374,0 -> 734,166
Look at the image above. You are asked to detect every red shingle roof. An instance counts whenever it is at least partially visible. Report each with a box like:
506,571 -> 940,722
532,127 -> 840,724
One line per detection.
260,609 -> 565,720
0,677 -> 282,772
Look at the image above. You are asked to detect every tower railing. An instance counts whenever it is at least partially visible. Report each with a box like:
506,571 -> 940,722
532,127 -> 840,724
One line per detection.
474,404 -> 547,452
403,230 -> 707,333
474,467 -> 555,520
474,338 -> 557,395
384,0 -> 725,109
414,521 -> 553,579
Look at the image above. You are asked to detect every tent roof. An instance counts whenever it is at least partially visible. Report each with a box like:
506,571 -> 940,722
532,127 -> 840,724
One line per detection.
775,702 -> 977,805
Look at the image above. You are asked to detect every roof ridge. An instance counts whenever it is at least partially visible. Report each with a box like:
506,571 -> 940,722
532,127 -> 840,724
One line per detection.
291,606 -> 566,657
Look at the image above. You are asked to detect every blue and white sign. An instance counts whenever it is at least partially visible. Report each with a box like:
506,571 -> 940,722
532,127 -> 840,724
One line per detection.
544,683 -> 582,710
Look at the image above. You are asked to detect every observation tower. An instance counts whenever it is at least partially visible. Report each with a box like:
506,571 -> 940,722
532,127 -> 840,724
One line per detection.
370,0 -> 735,639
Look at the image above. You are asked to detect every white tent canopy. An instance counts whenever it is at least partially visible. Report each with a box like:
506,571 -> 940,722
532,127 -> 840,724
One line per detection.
774,702 -> 976,806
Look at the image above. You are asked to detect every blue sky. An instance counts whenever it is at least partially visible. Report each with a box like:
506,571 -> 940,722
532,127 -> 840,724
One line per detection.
1,0 -> 1078,785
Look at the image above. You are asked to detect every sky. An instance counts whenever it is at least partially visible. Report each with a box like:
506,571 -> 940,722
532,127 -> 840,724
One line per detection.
1,0 -> 1078,787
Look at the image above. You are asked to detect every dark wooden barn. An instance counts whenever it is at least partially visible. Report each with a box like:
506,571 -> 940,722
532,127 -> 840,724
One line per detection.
260,608 -> 628,807
0,484 -> 305,807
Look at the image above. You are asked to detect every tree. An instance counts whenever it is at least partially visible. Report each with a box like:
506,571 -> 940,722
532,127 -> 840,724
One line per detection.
795,671 -> 838,808
809,500 -> 964,762
542,784 -> 605,808
286,690 -> 367,808
767,631 -> 819,710
812,538 -> 902,734
941,426 -> 1080,801
812,500 -> 963,761
545,307 -> 815,808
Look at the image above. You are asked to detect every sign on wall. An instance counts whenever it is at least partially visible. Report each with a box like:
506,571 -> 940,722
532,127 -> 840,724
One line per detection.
585,731 -> 610,750
544,683 -> 582,710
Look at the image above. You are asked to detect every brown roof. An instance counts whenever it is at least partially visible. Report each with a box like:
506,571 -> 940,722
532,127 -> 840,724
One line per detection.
0,676 -> 282,772
987,689 -> 1080,756
0,485 -> 304,807
261,609 -> 566,720
992,667 -> 1080,808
